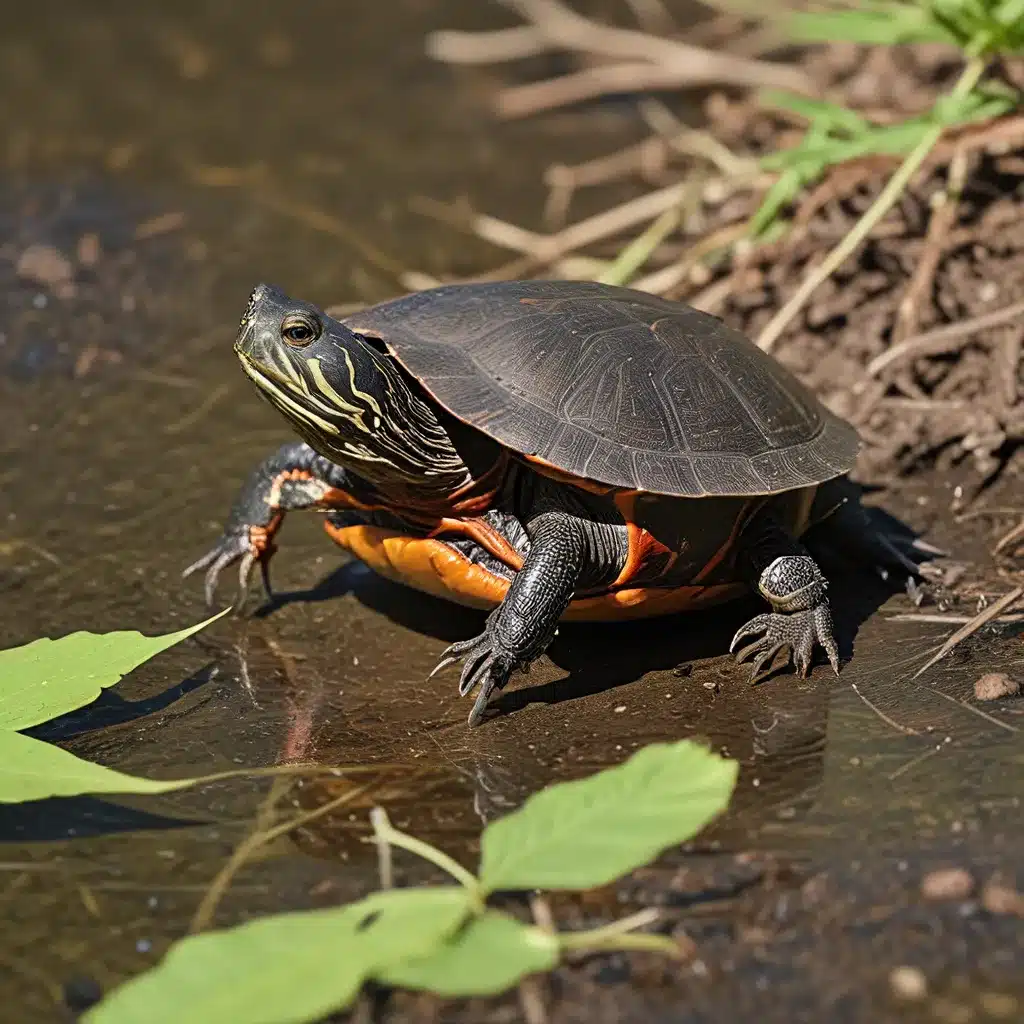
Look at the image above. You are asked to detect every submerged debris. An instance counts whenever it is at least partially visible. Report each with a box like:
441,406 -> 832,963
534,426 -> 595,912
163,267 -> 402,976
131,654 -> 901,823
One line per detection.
889,965 -> 929,1002
981,880 -> 1024,917
15,243 -> 76,299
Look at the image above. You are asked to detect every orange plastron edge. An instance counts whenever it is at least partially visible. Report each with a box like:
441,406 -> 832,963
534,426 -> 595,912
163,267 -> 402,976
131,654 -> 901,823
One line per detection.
323,522 -> 748,622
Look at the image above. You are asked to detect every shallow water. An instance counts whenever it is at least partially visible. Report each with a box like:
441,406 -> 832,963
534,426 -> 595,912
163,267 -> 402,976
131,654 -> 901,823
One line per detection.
1,2 -> 1022,1021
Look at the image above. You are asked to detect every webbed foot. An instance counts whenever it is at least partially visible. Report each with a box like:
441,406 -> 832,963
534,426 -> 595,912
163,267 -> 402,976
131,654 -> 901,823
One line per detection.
429,613 -> 525,727
183,524 -> 276,611
730,603 -> 839,681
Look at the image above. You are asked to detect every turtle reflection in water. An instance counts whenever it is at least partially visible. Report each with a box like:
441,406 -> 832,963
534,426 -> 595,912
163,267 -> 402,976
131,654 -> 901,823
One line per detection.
186,281 -> 918,726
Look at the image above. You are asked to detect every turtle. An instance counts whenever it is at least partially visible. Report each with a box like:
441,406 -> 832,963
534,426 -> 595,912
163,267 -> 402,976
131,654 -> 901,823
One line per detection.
186,280 -> 919,726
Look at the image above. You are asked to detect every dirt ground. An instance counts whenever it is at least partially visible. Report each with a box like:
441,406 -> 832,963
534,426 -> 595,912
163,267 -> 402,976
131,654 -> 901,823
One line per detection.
669,44 -> 1024,497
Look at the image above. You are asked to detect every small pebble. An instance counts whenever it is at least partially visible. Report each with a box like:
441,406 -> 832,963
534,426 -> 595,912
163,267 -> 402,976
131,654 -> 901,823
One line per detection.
76,232 -> 101,267
63,976 -> 103,1013
613,705 -> 627,713
16,243 -> 76,298
889,965 -> 928,1001
973,672 -> 1019,701
136,938 -> 152,953
981,881 -> 1024,917
921,867 -> 974,901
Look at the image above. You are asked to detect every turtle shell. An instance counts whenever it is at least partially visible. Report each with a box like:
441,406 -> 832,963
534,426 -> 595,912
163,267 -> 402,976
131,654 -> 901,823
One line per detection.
341,280 -> 859,498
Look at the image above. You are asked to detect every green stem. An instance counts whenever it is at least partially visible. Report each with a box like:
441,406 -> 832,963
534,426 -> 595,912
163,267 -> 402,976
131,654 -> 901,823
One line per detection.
562,931 -> 685,957
755,56 -> 987,353
153,760 -> 397,790
370,808 -> 483,901
191,781 -> 371,934
557,908 -> 684,959
598,206 -> 682,286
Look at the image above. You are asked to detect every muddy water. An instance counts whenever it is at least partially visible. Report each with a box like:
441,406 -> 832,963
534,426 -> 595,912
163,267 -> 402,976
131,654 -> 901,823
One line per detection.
1,2 -> 1022,1021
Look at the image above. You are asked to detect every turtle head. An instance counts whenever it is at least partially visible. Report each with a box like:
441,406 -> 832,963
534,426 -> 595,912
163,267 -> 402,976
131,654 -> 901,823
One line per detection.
234,284 -> 467,489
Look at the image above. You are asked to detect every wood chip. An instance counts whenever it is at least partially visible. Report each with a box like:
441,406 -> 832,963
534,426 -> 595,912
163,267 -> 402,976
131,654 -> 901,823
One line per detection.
134,211 -> 186,240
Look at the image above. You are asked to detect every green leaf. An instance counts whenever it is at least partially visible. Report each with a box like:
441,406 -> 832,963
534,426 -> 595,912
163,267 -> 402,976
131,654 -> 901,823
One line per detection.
750,169 -> 803,237
86,887 -> 472,1024
0,611 -> 228,731
760,92 -> 871,135
995,0 -> 1024,31
378,911 -> 560,997
0,730 -> 207,803
478,741 -> 738,894
787,4 -> 958,47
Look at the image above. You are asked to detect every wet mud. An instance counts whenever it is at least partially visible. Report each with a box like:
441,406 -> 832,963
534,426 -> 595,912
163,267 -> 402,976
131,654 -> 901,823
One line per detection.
0,2 -> 1021,1021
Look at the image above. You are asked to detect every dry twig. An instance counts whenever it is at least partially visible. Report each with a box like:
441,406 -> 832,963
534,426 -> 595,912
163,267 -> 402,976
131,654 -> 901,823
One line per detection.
864,299 -> 1024,378
911,586 -> 1024,680
429,0 -> 811,120
892,145 -> 971,343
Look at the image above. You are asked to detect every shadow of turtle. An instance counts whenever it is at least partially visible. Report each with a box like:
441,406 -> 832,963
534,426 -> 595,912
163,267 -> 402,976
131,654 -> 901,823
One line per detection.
255,500 -> 924,723
252,557 -> 486,642
487,547 -> 899,721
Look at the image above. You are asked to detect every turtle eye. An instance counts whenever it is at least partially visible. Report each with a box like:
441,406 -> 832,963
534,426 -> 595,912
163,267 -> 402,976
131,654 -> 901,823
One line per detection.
281,312 -> 321,347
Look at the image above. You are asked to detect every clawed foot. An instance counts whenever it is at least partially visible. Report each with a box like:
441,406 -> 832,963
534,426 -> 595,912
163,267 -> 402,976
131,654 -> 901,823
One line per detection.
730,603 -> 839,681
182,525 -> 275,611
429,615 -> 525,727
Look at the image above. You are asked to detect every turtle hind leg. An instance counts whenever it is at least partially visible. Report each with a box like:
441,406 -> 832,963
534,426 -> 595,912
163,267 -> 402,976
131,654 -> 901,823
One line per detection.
807,477 -> 932,584
733,511 -> 840,681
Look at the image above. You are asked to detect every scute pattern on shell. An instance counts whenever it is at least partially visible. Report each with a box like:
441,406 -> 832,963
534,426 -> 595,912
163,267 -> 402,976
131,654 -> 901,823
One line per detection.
343,281 -> 860,498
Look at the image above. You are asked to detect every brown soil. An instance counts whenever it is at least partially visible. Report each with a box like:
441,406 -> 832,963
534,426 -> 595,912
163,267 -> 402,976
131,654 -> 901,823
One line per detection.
669,44 -> 1024,492
441,33 -> 1024,511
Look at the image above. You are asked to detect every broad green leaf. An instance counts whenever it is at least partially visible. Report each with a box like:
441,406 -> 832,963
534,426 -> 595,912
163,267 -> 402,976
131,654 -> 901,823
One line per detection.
995,0 -> 1024,32
0,611 -> 228,731
378,911 -> 559,997
479,741 -> 738,894
0,731 -> 207,803
86,887 -> 472,1024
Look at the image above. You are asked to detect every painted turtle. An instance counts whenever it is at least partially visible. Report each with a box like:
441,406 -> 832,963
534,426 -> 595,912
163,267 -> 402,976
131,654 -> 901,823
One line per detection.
187,281 -> 916,725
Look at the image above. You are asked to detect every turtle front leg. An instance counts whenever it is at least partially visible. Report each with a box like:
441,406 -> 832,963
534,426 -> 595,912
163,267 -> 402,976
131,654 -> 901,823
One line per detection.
730,510 -> 839,681
183,441 -> 355,609
432,510 -> 610,727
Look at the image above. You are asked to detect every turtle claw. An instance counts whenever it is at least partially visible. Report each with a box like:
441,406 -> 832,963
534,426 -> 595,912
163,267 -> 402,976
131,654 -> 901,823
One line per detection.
428,634 -> 488,681
430,617 -> 520,726
910,536 -> 946,558
183,528 -> 272,612
259,557 -> 275,601
730,604 -> 839,682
